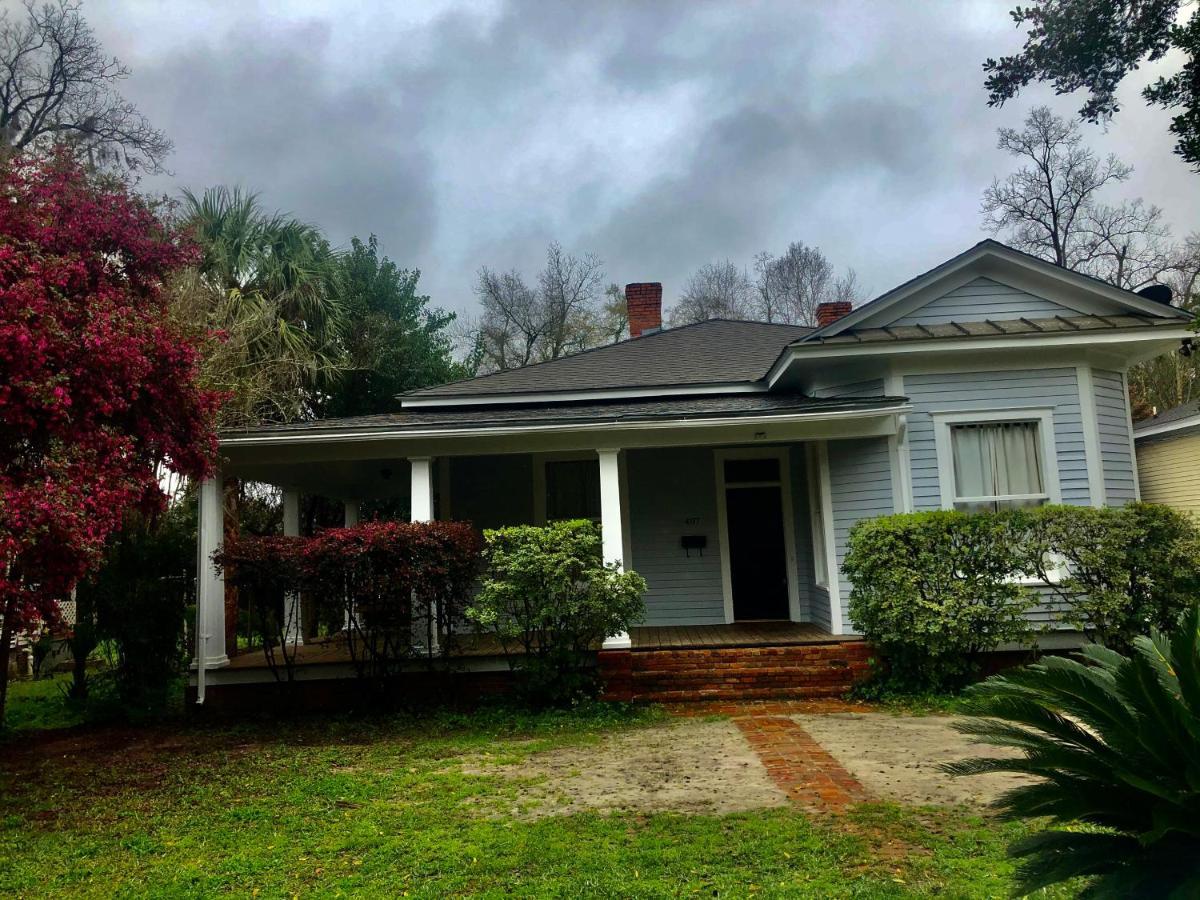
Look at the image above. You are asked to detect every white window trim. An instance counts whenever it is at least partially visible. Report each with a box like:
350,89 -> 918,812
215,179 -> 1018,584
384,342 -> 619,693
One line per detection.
713,447 -> 802,624
931,407 -> 1062,511
806,444 -> 829,589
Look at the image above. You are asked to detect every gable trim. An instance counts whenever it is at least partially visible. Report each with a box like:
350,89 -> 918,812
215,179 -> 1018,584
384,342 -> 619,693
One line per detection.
767,323 -> 1195,385
800,241 -> 1188,341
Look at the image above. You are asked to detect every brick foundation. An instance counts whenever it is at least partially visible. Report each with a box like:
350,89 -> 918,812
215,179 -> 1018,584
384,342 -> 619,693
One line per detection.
602,640 -> 872,703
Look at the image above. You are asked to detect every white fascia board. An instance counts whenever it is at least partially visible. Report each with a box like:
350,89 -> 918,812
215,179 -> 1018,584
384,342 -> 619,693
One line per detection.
767,325 -> 1195,385
219,404 -> 912,449
1133,413 -> 1200,440
401,381 -> 768,408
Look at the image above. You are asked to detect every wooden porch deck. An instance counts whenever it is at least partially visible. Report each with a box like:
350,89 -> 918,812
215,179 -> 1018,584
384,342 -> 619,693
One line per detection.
630,621 -> 857,650
222,622 -> 853,671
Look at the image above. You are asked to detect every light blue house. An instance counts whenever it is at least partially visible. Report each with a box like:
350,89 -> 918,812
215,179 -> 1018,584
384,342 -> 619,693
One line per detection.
194,240 -> 1194,701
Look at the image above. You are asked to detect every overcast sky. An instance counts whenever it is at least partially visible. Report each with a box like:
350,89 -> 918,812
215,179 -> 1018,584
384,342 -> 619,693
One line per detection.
83,0 -> 1200,320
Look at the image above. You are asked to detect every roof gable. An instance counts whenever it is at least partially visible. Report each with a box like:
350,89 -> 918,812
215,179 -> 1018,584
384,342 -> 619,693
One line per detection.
404,319 -> 811,405
887,276 -> 1103,327
801,240 -> 1188,342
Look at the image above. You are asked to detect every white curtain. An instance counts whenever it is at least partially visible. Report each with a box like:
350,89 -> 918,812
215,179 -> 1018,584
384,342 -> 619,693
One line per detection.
951,422 -> 1042,501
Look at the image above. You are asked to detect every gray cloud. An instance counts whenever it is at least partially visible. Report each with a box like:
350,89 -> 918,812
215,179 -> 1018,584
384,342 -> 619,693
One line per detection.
83,0 -> 1200,317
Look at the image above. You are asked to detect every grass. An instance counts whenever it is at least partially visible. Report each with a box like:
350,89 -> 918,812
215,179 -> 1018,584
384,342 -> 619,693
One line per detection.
0,683 -> 1075,898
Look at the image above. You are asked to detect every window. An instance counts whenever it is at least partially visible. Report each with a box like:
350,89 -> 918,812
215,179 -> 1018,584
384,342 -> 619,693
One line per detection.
544,459 -> 601,521
949,421 -> 1048,512
724,457 -> 781,484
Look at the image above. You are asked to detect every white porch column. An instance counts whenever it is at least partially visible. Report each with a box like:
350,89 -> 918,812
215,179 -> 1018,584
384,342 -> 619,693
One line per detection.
409,457 -> 438,652
598,448 -> 631,650
342,499 -> 360,631
196,475 -> 229,670
409,457 -> 434,523
282,489 -> 303,644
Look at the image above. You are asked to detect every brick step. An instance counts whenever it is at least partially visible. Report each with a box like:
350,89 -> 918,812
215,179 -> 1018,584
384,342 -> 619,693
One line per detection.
600,641 -> 871,702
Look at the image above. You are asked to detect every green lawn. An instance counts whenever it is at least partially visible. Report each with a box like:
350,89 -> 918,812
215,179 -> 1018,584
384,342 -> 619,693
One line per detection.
0,680 -> 1073,898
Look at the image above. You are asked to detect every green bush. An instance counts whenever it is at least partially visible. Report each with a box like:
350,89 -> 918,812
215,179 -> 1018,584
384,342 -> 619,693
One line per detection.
844,510 -> 1035,695
467,520 -> 647,707
1016,502 -> 1200,653
76,507 -> 194,715
944,604 -> 1200,897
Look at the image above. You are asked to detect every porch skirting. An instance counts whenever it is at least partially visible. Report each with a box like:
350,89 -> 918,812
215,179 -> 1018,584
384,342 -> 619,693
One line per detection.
189,624 -> 872,710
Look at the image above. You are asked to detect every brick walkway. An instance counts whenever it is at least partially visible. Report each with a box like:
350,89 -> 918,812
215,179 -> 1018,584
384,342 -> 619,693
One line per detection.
669,700 -> 870,812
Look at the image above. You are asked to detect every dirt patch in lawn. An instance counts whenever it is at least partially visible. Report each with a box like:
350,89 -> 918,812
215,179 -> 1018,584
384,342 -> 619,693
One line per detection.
465,718 -> 787,818
793,712 -> 1033,809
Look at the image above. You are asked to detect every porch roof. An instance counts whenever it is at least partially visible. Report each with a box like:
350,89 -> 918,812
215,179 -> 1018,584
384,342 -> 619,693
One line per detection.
220,392 -> 908,443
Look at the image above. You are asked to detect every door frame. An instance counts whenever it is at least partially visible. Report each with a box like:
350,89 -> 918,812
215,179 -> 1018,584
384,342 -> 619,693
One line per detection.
713,446 -> 802,623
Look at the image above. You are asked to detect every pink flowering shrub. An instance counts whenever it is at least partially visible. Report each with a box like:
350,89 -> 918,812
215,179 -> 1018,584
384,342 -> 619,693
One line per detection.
0,151 -> 221,719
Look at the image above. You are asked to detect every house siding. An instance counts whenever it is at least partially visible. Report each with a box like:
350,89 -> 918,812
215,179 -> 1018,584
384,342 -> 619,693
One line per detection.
815,379 -> 884,399
904,368 -> 1090,510
788,445 -> 820,624
890,277 -> 1082,326
626,447 -> 727,626
1137,431 -> 1200,514
827,436 -> 894,633
1094,369 -> 1138,504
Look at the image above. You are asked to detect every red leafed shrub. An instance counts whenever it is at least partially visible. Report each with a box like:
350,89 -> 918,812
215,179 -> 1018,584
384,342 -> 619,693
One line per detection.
0,151 -> 220,720
213,535 -> 308,679
216,522 -> 482,687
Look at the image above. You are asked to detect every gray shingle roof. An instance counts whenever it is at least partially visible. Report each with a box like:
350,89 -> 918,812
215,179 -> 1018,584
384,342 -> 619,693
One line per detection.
795,313 -> 1178,347
405,319 -> 812,399
1133,398 -> 1200,436
222,393 -> 904,440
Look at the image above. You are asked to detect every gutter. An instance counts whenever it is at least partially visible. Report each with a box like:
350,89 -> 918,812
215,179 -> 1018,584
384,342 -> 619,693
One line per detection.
219,402 -> 912,448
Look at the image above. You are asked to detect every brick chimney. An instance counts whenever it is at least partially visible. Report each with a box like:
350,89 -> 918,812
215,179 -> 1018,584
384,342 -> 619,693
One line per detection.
815,301 -> 853,328
626,282 -> 663,338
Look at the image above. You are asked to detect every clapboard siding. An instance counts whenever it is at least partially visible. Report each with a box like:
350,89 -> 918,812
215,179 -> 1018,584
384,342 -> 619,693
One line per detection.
890,277 -> 1081,326
788,445 -> 819,624
1138,432 -> 1200,514
815,379 -> 884,399
448,454 -> 534,529
1094,369 -> 1137,503
626,447 -> 726,625
827,437 -> 894,633
904,368 -> 1090,510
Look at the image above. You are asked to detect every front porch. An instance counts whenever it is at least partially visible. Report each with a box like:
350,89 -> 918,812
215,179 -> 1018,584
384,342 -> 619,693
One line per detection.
195,395 -> 903,704
203,622 -> 869,705
222,620 -> 858,672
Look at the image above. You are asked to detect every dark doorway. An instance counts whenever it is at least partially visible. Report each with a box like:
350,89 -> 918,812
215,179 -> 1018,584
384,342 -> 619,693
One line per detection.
725,485 -> 790,620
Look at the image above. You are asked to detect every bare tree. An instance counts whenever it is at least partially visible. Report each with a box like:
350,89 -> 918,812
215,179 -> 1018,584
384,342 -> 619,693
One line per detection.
470,268 -> 543,372
464,242 -> 615,373
0,1 -> 170,172
1128,233 -> 1200,418
752,242 -> 863,325
1080,199 -> 1173,290
538,241 -> 606,359
668,260 -> 754,326
983,106 -> 1135,268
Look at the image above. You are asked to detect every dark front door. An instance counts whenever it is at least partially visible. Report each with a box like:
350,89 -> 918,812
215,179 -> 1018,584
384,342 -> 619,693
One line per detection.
726,485 -> 790,620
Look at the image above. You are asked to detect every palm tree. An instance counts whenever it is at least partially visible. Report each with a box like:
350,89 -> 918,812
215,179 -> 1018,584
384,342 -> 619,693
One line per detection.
944,605 -> 1200,897
178,187 -> 345,425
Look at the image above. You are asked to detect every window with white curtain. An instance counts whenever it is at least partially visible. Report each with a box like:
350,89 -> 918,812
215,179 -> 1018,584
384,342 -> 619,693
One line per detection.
949,421 -> 1047,512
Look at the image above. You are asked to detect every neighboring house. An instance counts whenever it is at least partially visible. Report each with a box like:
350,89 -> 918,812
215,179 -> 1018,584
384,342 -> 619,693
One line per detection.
194,240 -> 1193,704
1134,400 -> 1200,515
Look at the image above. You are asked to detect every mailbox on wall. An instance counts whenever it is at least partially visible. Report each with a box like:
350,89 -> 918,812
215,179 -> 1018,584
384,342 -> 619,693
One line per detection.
681,534 -> 707,556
